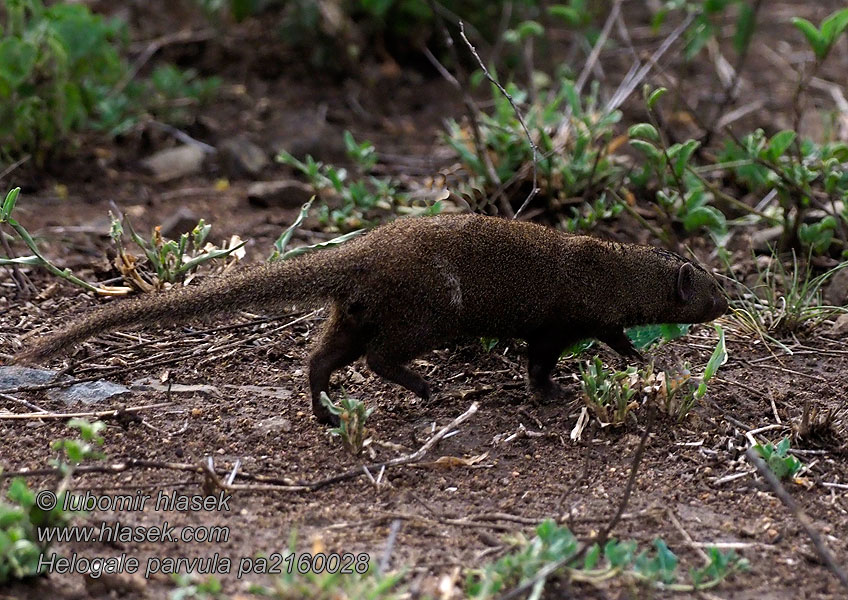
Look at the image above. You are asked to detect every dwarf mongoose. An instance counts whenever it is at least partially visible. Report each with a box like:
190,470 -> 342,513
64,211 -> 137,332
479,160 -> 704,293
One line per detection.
17,213 -> 727,424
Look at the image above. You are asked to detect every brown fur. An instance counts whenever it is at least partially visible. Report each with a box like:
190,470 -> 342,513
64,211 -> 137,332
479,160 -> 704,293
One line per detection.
16,214 -> 727,423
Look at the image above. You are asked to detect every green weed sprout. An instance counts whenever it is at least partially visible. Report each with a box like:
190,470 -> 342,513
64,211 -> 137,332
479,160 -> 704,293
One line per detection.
753,437 -> 803,480
580,357 -> 638,425
269,198 -> 364,262
0,188 -> 130,295
111,213 -> 245,289
467,520 -> 748,598
320,391 -> 374,455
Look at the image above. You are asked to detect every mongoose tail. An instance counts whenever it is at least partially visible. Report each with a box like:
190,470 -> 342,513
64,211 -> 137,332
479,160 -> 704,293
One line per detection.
14,255 -> 342,365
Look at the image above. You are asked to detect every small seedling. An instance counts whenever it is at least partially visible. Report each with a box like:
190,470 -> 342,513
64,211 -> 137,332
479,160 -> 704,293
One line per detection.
0,188 -> 130,295
268,198 -> 364,262
466,520 -> 748,598
753,437 -> 803,480
320,391 -> 374,455
580,357 -> 638,425
111,214 -> 245,290
0,419 -> 107,583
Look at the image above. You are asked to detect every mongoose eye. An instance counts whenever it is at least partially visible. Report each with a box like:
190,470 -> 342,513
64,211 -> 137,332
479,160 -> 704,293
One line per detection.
677,263 -> 695,302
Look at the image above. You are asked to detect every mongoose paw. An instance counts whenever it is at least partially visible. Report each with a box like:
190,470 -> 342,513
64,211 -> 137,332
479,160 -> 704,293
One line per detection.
529,380 -> 566,405
312,401 -> 341,427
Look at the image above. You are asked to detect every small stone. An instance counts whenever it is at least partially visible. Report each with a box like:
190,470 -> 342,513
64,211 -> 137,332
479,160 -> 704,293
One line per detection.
256,417 -> 293,434
247,180 -> 314,208
131,378 -> 221,398
218,135 -> 269,178
828,313 -> 848,336
0,366 -> 61,390
159,207 -> 200,237
141,145 -> 206,181
49,380 -> 131,405
823,267 -> 848,306
751,226 -> 783,253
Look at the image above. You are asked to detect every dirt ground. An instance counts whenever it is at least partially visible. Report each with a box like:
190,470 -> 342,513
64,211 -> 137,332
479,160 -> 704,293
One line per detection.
2,1 -> 848,599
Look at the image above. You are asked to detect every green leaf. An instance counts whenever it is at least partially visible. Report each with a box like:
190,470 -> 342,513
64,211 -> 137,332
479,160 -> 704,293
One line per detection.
1,187 -> 20,221
549,5 -> 582,26
733,2 -> 757,55
696,324 -> 727,398
776,437 -> 791,457
629,139 -> 661,162
766,130 -> 796,160
270,198 -> 314,260
628,123 -> 659,142
792,17 -> 828,59
820,8 -> 848,46
646,87 -> 668,109
627,323 -> 691,348
0,38 -> 37,88
682,205 -> 726,233
672,139 -> 700,177
516,20 -> 544,39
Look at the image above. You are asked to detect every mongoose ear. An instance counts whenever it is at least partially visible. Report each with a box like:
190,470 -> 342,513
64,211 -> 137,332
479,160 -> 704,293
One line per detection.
677,263 -> 695,302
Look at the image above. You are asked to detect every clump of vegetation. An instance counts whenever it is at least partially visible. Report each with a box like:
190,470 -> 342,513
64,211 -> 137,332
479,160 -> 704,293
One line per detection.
110,214 -> 245,291
446,75 -> 623,227
0,0 -> 218,163
753,437 -> 803,481
278,131 -> 438,232
467,519 -> 748,597
320,391 -> 374,455
581,325 -> 726,425
268,197 -> 364,262
729,253 -> 848,345
0,419 -> 106,584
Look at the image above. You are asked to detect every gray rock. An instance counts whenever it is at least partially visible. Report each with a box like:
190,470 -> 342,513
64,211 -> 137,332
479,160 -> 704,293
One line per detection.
131,378 -> 221,397
247,180 -> 314,209
218,135 -> 269,178
829,313 -> 848,336
751,226 -> 783,253
255,417 -> 292,434
0,366 -> 61,390
159,207 -> 200,238
824,267 -> 848,307
225,385 -> 293,400
49,381 -> 131,405
141,145 -> 206,181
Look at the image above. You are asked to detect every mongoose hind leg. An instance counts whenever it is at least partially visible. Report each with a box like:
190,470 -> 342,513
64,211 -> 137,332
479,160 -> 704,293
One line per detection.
366,353 -> 430,400
308,307 -> 367,425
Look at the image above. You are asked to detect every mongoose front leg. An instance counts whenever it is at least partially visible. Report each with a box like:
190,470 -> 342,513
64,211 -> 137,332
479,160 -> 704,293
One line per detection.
366,353 -> 431,399
307,308 -> 366,425
526,337 -> 565,401
599,328 -> 643,361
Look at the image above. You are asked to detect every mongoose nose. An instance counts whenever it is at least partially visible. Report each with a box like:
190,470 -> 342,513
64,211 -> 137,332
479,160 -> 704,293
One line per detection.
713,295 -> 729,318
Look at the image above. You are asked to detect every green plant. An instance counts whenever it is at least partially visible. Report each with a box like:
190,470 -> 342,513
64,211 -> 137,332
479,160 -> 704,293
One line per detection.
50,418 -> 106,475
0,187 -> 130,295
791,8 -> 848,63
0,419 -> 106,583
753,437 -> 803,480
277,132 -> 426,232
729,252 -> 848,344
645,324 -> 727,421
579,357 -> 638,425
466,519 -> 748,597
627,88 -> 728,240
445,75 -> 623,223
0,1 -> 219,162
320,391 -> 374,455
110,214 -> 245,290
268,198 -> 364,262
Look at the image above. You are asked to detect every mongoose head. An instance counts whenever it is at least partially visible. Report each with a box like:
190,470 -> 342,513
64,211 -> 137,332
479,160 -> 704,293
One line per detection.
643,248 -> 728,325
